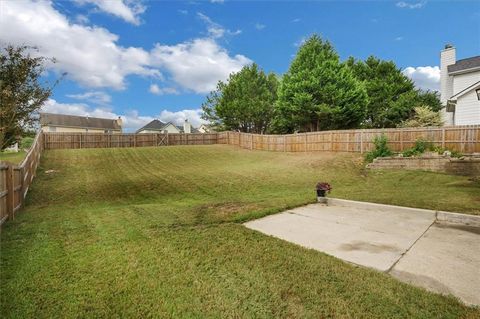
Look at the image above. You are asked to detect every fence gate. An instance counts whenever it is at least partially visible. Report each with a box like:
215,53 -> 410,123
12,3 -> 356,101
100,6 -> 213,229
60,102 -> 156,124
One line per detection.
157,133 -> 168,146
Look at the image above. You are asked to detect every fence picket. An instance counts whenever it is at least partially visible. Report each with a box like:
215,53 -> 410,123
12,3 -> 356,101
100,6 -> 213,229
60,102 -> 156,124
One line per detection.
220,126 -> 479,154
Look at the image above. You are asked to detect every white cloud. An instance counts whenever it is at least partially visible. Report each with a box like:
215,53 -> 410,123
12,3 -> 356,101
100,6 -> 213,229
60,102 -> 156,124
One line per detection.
159,109 -> 206,127
294,36 -> 307,47
150,38 -> 251,93
0,0 -> 159,90
0,0 -> 251,95
396,1 -> 426,9
197,12 -> 241,39
41,99 -> 205,131
75,14 -> 90,24
66,91 -> 112,105
75,0 -> 146,25
395,36 -> 404,41
149,84 -> 179,95
402,66 -> 440,91
291,18 -> 301,23
255,23 -> 266,30
210,0 -> 225,3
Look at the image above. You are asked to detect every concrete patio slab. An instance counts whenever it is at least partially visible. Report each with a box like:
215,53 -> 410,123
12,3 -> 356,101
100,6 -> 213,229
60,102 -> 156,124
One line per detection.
390,223 -> 480,305
245,204 -> 435,271
244,200 -> 480,305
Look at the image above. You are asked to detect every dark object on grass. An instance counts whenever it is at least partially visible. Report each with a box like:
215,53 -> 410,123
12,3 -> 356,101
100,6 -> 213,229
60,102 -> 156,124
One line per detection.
316,182 -> 332,197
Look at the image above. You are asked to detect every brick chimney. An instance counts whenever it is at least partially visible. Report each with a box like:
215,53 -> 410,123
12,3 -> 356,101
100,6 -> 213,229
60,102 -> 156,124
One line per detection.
183,118 -> 191,134
440,44 -> 456,125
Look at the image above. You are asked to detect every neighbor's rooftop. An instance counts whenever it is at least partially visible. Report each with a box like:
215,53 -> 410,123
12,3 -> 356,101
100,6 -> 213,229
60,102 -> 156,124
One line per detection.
40,113 -> 121,130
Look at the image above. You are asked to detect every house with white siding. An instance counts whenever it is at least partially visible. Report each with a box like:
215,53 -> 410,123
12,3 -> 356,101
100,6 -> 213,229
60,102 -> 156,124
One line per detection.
440,45 -> 480,125
136,119 -> 200,134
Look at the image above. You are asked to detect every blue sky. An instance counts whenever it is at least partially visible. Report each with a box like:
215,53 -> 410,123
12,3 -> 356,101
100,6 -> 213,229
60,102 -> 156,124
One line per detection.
1,0 -> 479,131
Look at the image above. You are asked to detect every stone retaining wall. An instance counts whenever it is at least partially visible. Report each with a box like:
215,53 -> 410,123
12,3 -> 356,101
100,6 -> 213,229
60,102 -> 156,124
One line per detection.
367,155 -> 480,176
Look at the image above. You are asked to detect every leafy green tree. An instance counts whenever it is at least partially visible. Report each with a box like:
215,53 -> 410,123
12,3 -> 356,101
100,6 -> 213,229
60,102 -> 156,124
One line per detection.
346,56 -> 442,128
400,105 -> 444,128
0,45 -> 60,150
274,35 -> 368,133
202,64 -> 278,133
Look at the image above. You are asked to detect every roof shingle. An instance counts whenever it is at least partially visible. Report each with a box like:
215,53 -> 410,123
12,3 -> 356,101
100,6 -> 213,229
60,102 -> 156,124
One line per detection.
137,119 -> 167,132
40,113 -> 121,130
448,56 -> 480,73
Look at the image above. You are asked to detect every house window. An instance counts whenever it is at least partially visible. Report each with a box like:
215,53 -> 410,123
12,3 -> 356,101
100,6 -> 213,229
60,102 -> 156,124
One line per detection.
476,89 -> 480,101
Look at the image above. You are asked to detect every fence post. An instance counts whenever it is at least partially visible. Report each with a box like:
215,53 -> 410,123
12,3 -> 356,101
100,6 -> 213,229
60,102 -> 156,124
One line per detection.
283,135 -> 286,152
304,133 -> 307,152
6,164 -> 14,220
442,128 -> 446,148
330,132 -> 333,151
400,130 -> 404,151
346,133 -> 350,152
360,131 -> 364,154
251,134 -> 253,150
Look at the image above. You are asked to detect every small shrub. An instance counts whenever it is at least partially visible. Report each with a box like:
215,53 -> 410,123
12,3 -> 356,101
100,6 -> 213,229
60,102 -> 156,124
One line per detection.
430,146 -> 463,158
365,135 -> 393,163
402,138 -> 432,157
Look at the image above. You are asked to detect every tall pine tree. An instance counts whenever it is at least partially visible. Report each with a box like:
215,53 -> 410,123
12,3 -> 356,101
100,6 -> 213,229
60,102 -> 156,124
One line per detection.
346,56 -> 442,128
274,35 -> 368,133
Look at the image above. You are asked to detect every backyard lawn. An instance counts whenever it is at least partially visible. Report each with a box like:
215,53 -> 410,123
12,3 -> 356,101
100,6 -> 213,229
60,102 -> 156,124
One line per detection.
1,145 -> 479,318
0,150 -> 26,164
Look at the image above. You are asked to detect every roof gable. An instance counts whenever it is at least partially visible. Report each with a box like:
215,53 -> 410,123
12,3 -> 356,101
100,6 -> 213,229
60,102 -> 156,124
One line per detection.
136,119 -> 167,132
450,80 -> 480,100
40,113 -> 121,130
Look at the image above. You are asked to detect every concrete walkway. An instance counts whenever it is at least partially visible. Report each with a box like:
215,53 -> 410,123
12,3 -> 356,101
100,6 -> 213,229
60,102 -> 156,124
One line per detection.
244,200 -> 480,305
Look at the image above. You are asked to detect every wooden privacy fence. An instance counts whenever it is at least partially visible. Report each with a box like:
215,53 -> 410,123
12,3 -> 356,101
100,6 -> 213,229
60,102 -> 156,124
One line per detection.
43,132 -> 219,150
0,132 -> 43,226
218,125 -> 480,153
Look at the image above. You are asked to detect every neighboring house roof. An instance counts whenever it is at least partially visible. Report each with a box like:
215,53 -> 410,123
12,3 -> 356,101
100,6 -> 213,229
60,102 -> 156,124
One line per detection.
40,113 -> 121,130
448,56 -> 480,74
136,119 -> 167,132
450,80 -> 480,100
175,125 -> 200,133
137,119 -> 202,133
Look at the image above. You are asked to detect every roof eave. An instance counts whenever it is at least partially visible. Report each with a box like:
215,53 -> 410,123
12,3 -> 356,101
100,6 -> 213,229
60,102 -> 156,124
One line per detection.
41,124 -> 121,130
448,66 -> 480,76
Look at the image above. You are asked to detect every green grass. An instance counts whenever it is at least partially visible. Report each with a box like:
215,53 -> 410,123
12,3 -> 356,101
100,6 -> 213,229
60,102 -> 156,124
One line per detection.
0,150 -> 26,164
1,145 -> 479,318
0,137 -> 35,164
